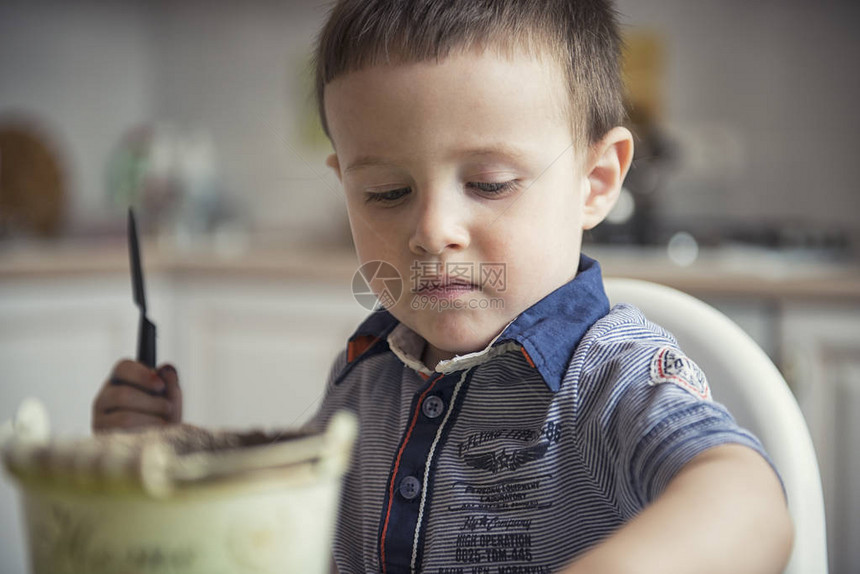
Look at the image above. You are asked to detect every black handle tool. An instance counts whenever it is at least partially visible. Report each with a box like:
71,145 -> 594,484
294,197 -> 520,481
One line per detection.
128,208 -> 157,369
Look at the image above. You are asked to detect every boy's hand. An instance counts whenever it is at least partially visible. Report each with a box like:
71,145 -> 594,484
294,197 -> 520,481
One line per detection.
92,360 -> 182,432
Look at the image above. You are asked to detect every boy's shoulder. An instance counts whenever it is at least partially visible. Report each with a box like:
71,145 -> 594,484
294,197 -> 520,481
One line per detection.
577,302 -> 680,360
568,302 -> 713,404
589,300 -> 675,338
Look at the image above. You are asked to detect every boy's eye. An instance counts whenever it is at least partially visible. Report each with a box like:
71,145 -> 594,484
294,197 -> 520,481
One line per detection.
365,188 -> 410,204
363,181 -> 517,204
468,181 -> 518,195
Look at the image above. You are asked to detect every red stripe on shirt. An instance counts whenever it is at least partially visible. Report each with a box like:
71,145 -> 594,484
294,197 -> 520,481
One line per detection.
379,374 -> 444,572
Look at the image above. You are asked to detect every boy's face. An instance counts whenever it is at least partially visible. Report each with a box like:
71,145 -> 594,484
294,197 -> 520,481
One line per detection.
325,49 -> 630,368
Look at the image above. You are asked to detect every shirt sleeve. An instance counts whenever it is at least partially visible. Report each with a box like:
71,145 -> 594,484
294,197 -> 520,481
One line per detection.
299,348 -> 350,435
575,324 -> 775,515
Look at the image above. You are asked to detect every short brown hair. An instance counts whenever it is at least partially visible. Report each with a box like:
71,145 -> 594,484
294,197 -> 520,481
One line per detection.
313,0 -> 626,146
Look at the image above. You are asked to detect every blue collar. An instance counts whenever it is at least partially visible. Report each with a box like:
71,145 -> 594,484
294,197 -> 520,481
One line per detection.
347,253 -> 609,392
495,254 -> 609,391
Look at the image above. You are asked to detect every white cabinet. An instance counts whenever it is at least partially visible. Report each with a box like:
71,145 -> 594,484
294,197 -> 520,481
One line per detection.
0,274 -> 370,431
0,276 -> 138,434
779,303 -> 860,574
162,278 -> 369,429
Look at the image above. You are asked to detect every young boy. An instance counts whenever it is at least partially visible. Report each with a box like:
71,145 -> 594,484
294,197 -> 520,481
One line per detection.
93,1 -> 793,572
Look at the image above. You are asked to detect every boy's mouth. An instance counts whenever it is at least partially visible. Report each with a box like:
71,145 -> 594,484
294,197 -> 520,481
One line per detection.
416,278 -> 478,297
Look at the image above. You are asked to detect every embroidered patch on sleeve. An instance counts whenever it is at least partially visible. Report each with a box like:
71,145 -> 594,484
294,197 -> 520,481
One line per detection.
649,346 -> 712,400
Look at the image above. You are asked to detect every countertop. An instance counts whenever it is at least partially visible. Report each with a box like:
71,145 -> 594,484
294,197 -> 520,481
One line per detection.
1,239 -> 859,301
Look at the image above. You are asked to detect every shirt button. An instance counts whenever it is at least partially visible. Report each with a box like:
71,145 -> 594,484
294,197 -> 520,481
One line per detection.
399,476 -> 422,500
422,395 -> 445,419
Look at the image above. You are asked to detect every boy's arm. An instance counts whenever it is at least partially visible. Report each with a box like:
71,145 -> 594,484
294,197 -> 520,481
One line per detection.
561,444 -> 793,574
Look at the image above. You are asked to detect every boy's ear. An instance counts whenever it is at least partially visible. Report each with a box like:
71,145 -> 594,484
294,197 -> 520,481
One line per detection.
326,153 -> 342,182
582,126 -> 634,230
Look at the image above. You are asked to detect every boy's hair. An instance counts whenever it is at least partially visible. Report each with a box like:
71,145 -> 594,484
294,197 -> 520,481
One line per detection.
313,0 -> 626,147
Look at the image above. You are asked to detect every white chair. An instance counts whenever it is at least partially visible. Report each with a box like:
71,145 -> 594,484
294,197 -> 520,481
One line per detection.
603,278 -> 828,574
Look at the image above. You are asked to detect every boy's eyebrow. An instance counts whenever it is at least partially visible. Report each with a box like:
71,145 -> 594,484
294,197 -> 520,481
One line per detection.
343,156 -> 398,174
343,145 -> 529,174
457,145 -> 528,163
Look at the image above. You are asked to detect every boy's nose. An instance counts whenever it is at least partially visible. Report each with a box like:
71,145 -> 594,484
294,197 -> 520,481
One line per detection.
407,188 -> 470,256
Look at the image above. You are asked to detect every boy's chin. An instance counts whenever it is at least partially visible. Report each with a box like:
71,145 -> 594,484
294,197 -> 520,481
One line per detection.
407,309 -> 510,360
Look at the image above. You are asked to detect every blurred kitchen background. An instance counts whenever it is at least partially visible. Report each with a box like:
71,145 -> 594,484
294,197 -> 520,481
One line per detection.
1,1 -> 859,573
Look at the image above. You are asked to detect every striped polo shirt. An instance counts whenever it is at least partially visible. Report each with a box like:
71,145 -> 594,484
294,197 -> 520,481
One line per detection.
307,255 -> 771,574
